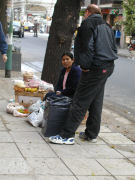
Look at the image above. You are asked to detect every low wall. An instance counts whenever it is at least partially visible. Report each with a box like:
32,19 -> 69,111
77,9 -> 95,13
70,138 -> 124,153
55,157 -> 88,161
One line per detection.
0,52 -> 21,72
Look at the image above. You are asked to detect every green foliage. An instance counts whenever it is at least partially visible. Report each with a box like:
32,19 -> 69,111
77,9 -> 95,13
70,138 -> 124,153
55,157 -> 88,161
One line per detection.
80,9 -> 85,16
123,0 -> 135,35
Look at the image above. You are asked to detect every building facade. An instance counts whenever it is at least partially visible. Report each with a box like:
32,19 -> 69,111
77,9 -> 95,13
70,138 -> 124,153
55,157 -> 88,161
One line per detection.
13,0 -> 57,22
84,0 -> 123,26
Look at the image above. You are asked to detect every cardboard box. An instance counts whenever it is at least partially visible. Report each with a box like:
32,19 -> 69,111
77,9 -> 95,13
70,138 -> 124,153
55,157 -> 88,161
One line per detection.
14,89 -> 47,107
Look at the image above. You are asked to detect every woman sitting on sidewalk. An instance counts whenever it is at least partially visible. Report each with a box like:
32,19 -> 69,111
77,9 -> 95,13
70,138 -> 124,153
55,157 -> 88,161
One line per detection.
44,52 -> 81,100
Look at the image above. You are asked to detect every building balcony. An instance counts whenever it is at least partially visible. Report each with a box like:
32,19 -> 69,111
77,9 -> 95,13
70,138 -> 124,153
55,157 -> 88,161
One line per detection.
91,0 -> 123,7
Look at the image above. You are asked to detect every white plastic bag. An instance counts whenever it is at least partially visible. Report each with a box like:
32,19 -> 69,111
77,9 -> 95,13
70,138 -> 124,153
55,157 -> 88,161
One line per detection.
28,100 -> 41,112
27,108 -> 44,127
28,100 -> 45,113
6,103 -> 24,114
13,109 -> 29,117
39,81 -> 54,91
13,80 -> 25,87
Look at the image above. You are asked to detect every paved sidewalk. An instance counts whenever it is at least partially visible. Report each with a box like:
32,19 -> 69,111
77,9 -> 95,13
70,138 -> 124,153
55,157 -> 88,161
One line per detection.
0,70 -> 135,180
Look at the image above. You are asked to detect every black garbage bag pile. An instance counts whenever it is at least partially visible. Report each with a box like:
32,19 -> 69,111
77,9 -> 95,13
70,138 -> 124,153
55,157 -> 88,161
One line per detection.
42,96 -> 72,137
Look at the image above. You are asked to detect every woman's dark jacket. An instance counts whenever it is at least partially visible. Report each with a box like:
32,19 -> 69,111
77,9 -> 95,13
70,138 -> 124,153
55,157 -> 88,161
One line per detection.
55,65 -> 81,98
0,22 -> 8,55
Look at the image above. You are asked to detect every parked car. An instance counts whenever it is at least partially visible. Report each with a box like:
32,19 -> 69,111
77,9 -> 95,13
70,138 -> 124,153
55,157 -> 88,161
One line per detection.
24,22 -> 34,32
13,21 -> 24,38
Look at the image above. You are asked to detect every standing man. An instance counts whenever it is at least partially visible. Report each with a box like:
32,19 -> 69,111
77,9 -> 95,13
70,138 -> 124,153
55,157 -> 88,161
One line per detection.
49,4 -> 118,145
0,22 -> 8,62
33,21 -> 38,37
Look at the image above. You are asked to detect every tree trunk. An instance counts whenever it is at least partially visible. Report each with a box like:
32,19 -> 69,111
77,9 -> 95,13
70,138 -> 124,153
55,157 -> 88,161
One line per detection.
41,0 -> 82,85
0,0 -> 7,34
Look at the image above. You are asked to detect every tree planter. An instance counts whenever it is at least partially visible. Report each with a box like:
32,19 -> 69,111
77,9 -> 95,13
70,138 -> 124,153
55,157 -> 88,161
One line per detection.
0,51 -> 21,71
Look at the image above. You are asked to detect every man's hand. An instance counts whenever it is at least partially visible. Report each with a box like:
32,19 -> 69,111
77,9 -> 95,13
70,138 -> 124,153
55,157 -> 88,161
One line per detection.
2,54 -> 7,63
56,91 -> 61,95
81,68 -> 90,72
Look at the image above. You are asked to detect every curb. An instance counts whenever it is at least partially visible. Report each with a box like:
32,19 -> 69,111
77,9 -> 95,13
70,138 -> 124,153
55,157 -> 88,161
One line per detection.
118,53 -> 130,58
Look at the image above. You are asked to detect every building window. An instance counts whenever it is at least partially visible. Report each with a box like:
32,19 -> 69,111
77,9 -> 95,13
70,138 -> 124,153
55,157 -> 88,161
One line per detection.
91,0 -> 98,4
100,0 -> 113,4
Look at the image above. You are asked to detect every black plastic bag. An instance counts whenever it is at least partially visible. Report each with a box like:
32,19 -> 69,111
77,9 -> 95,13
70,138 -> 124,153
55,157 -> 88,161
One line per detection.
41,96 -> 72,137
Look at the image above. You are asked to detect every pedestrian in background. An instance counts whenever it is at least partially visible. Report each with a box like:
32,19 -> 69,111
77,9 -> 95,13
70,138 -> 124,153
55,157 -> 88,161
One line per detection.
33,21 -> 38,37
0,22 -> 8,63
49,4 -> 118,145
115,29 -> 121,48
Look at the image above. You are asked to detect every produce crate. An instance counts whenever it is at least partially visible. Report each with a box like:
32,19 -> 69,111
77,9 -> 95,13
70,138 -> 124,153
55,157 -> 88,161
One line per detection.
14,86 -> 48,107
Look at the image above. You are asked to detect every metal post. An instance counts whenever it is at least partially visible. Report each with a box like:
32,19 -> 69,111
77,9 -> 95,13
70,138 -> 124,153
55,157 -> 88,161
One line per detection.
97,0 -> 100,5
5,0 -> 13,78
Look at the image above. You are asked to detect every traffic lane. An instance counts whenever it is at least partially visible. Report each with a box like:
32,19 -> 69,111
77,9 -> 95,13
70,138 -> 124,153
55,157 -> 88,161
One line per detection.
21,32 -> 48,62
105,56 -> 135,115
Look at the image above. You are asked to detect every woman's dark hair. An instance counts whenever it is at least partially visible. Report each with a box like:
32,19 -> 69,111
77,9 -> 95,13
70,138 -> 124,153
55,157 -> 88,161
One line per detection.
61,52 -> 74,59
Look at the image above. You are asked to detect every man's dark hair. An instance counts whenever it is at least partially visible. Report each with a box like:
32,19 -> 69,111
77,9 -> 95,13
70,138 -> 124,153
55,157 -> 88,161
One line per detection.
86,4 -> 101,15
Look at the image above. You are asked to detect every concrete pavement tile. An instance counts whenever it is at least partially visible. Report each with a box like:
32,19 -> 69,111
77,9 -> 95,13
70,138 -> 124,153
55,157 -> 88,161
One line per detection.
99,133 -> 134,144
115,176 -> 135,180
10,132 -> 45,143
75,135 -> 106,145
100,126 -> 112,133
0,131 -> 14,142
76,125 -> 85,132
97,159 -> 135,175
77,176 -> 115,180
114,117 -> 132,125
0,158 -> 32,174
82,144 -> 124,159
35,127 -> 42,133
40,133 -> 49,142
129,158 -> 135,164
102,108 -> 113,115
0,175 -> 36,180
50,144 -> 92,159
17,143 -> 56,158
63,159 -> 110,176
114,145 -> 135,158
0,100 -> 8,112
0,143 -> 22,158
76,125 -> 112,133
26,158 -> 72,175
121,124 -> 135,134
6,121 -> 36,132
2,113 -> 26,123
36,175 -> 77,180
0,121 -> 6,130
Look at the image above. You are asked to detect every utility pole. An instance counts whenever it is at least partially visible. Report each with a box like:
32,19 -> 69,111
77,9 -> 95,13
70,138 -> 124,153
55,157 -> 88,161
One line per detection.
97,0 -> 100,5
5,0 -> 13,78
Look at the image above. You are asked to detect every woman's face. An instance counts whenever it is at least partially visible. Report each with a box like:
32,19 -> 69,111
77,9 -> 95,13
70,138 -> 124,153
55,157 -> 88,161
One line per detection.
62,55 -> 74,69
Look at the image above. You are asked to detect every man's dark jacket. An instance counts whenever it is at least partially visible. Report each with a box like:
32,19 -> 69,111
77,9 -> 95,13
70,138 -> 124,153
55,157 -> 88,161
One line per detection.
55,65 -> 81,98
0,22 -> 8,55
74,14 -> 118,69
